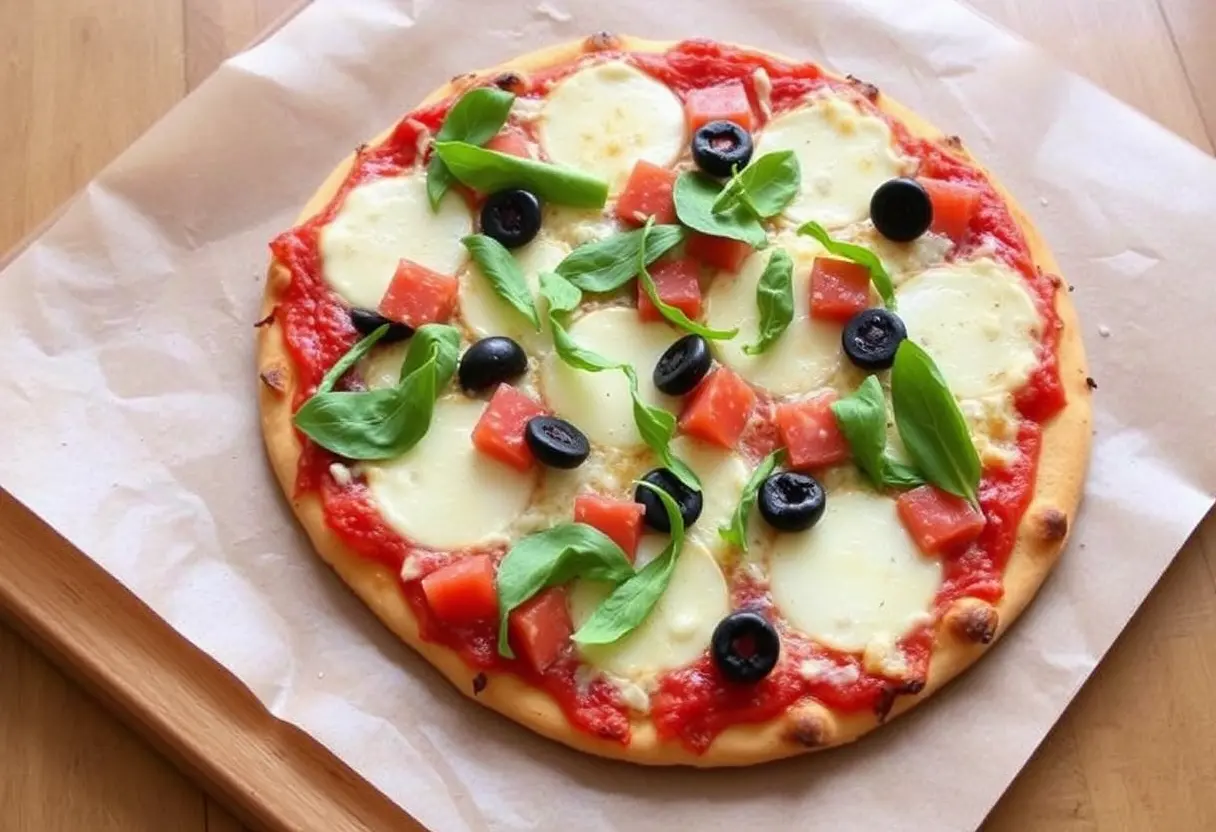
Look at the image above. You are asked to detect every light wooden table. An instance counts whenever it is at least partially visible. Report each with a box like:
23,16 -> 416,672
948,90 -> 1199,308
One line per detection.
1,1 -> 1213,829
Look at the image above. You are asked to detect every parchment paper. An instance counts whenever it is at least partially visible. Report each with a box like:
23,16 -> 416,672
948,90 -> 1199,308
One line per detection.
2,0 -> 1215,829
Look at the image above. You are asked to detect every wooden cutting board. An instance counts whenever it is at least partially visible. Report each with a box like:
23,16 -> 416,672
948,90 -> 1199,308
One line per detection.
1,1 -> 1214,830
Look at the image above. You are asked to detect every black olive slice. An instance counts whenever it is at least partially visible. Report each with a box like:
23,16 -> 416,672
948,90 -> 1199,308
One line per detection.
758,471 -> 826,532
870,178 -> 933,242
691,120 -> 754,178
841,308 -> 907,371
480,188 -> 542,249
525,416 -> 591,469
458,336 -> 528,392
653,334 -> 712,396
349,308 -> 413,343
635,468 -> 703,532
712,611 -> 780,684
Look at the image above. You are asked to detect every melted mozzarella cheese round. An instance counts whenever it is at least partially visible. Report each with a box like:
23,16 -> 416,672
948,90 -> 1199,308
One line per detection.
769,489 -> 941,652
320,173 -> 473,309
459,235 -> 569,351
705,238 -> 843,396
360,341 -> 410,390
756,95 -> 907,227
896,258 -> 1044,398
571,538 -> 730,679
363,398 -> 536,549
669,436 -> 751,554
540,308 -> 680,448
539,61 -> 686,194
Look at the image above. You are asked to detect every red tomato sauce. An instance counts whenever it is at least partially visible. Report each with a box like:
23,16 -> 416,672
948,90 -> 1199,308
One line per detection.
272,40 -> 1067,755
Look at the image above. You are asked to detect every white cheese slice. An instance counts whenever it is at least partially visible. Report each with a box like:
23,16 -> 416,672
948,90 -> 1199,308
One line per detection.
768,489 -> 941,652
570,538 -> 730,680
896,258 -> 1044,399
539,308 -> 680,448
704,237 -> 843,396
359,341 -> 410,390
459,235 -> 569,351
755,95 -> 907,227
669,436 -> 751,555
538,61 -> 686,194
363,398 -> 536,549
319,173 -> 473,310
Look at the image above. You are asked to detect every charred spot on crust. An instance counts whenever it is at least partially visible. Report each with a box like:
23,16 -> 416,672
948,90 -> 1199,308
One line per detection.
472,673 -> 488,695
1038,508 -> 1069,543
354,143 -> 369,156
950,603 -> 999,645
254,311 -> 275,329
494,71 -> 527,94
1086,376 -> 1098,391
786,707 -> 832,747
941,134 -> 964,151
845,74 -> 880,102
259,366 -> 287,393
1048,273 -> 1064,289
873,679 -> 925,723
449,72 -> 478,93
586,31 -> 621,51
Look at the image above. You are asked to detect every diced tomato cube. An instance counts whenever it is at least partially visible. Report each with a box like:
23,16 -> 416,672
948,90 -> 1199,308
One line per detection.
810,257 -> 872,323
680,368 -> 757,450
775,392 -> 851,470
919,178 -> 980,242
484,127 -> 532,159
574,495 -> 645,561
686,232 -> 752,273
615,161 -> 677,226
638,257 -> 702,322
378,259 -> 459,327
896,485 -> 986,555
509,587 -> 573,674
471,384 -> 548,472
420,555 -> 499,625
684,81 -> 755,133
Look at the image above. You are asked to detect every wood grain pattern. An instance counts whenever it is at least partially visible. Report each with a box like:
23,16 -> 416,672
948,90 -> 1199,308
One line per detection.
0,1 -> 1212,830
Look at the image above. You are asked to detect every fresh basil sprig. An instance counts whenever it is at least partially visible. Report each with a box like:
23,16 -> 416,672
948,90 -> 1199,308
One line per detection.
636,219 -> 737,341
890,341 -> 980,504
673,172 -> 767,248
496,523 -> 636,658
538,273 -> 701,491
713,151 -> 801,219
742,247 -> 794,355
315,325 -> 390,394
433,141 -> 608,209
426,88 -> 515,210
293,324 -> 460,460
798,221 -> 896,309
573,481 -> 685,646
719,448 -> 785,551
556,225 -> 686,293
832,375 -> 925,490
462,234 -> 540,330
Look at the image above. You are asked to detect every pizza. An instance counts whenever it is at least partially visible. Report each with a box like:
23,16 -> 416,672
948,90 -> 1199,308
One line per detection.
257,34 -> 1091,766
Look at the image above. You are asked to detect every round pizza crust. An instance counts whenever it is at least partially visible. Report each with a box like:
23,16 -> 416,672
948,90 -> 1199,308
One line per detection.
257,35 -> 1092,766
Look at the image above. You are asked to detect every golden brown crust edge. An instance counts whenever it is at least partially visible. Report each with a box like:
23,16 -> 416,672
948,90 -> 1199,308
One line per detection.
256,35 -> 1092,766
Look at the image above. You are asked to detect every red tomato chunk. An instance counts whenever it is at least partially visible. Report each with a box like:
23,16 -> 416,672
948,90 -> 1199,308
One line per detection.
509,587 -> 573,674
686,232 -> 752,273
684,80 -> 755,132
810,257 -> 872,323
896,485 -> 986,555
638,257 -> 703,322
378,259 -> 459,327
919,178 -> 980,242
471,384 -> 548,472
775,393 -> 850,470
680,368 -> 757,450
574,494 -> 645,561
421,555 -> 499,625
616,161 -> 677,226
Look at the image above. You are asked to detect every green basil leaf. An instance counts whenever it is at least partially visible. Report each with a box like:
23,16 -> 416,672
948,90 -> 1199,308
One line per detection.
573,481 -> 685,646
881,457 -> 927,489
556,225 -> 686,293
427,88 -> 516,210
742,248 -> 794,355
713,151 -> 801,219
463,234 -> 541,330
718,448 -> 784,552
890,341 -> 980,504
316,325 -> 389,394
538,271 -> 582,316
495,523 -> 636,657
636,220 -> 737,341
398,323 -> 461,385
673,172 -> 768,248
797,220 -> 896,309
434,141 -> 608,209
621,364 -> 701,490
833,375 -> 927,491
